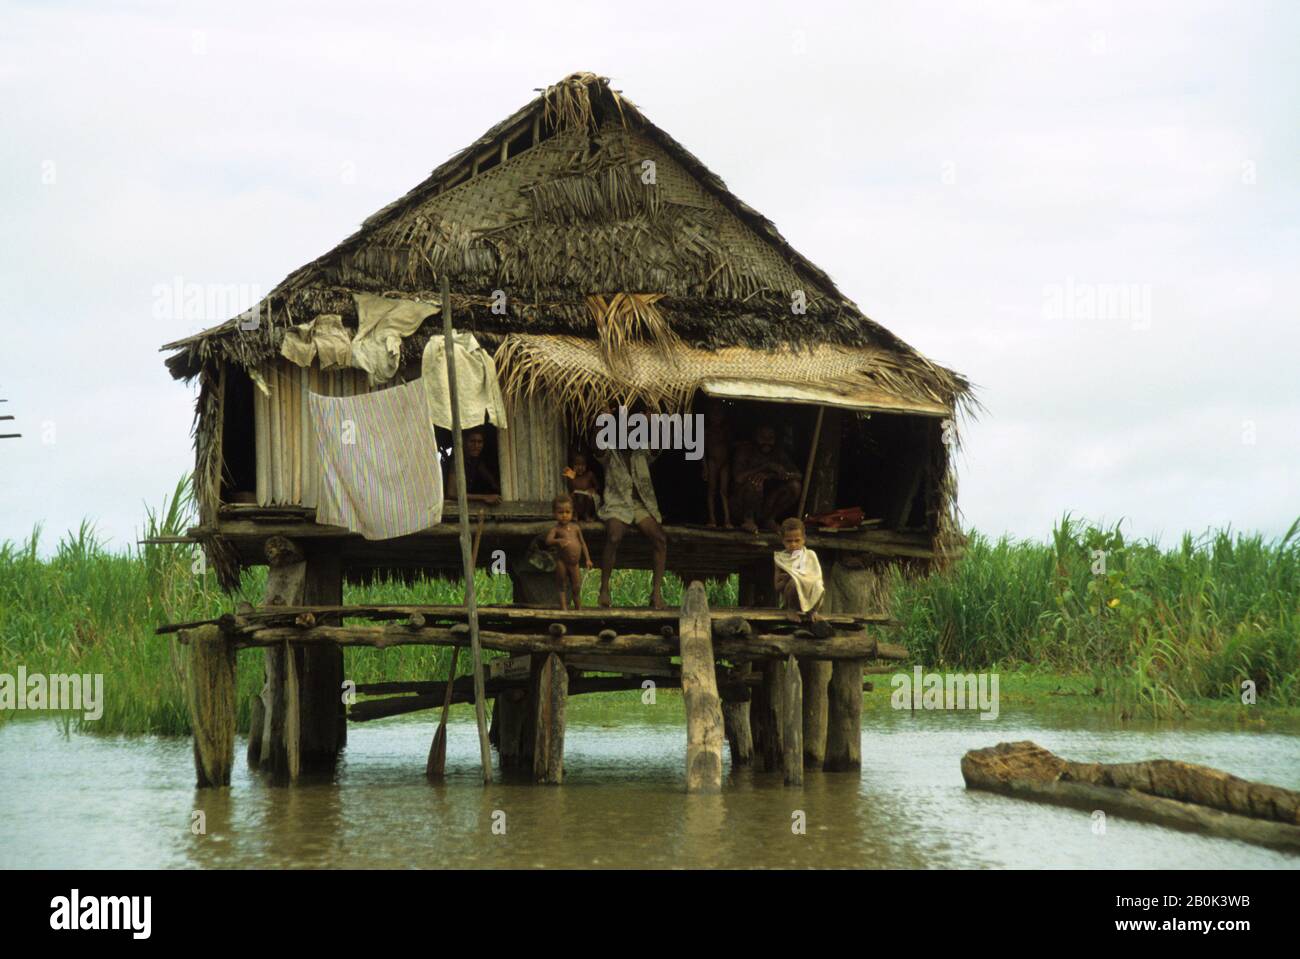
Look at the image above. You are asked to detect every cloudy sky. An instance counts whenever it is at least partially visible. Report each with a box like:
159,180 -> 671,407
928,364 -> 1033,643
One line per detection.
2,0 -> 1296,552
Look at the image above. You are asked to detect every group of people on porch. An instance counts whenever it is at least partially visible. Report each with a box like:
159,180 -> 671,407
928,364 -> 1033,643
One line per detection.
442,401 -> 821,619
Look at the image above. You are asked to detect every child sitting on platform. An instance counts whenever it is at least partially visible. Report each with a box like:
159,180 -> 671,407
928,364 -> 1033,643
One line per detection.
563,452 -> 601,521
773,517 -> 826,627
545,494 -> 593,610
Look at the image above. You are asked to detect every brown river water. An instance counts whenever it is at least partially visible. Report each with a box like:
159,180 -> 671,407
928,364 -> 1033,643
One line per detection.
1,705 -> 1297,869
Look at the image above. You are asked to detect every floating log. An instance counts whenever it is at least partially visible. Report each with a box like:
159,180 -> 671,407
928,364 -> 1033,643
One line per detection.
962,741 -> 1300,852
184,626 -> 236,788
680,582 -> 724,793
533,653 -> 567,785
781,654 -> 803,787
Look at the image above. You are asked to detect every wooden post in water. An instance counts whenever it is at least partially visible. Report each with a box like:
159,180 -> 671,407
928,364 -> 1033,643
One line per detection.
265,638 -> 302,785
755,659 -> 785,773
679,581 -> 724,792
185,625 -> 237,788
442,274 -> 493,785
260,536 -> 306,785
532,652 -> 567,784
800,659 -> 830,768
496,687 -> 528,770
298,543 -> 345,772
781,654 -> 804,786
722,662 -> 754,767
824,560 -> 875,772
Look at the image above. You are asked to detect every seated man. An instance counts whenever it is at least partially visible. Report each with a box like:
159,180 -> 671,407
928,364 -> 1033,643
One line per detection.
729,425 -> 802,532
446,427 -> 501,505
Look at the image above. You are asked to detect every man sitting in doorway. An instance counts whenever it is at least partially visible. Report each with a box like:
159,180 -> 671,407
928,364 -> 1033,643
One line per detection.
730,425 -> 802,532
592,406 -> 669,610
446,427 -> 501,505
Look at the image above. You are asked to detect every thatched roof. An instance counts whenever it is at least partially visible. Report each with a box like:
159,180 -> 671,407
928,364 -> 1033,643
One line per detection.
161,72 -> 970,413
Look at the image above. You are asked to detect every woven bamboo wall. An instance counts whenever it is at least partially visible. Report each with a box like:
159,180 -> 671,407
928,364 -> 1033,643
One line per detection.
498,396 -> 567,503
253,360 -> 373,507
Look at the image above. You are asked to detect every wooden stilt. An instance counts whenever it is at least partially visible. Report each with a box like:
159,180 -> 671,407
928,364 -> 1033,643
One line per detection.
754,659 -> 785,772
679,581 -> 724,793
532,652 -> 567,784
298,544 -> 344,773
781,654 -> 804,786
185,625 -> 237,788
496,687 -> 528,770
800,659 -> 830,768
825,658 -> 864,772
260,536 -> 306,785
722,662 -> 754,767
823,560 -> 882,772
247,693 -> 265,768
266,639 -> 301,785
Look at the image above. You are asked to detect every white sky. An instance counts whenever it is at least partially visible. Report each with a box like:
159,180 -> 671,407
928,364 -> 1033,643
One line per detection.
1,0 -> 1296,552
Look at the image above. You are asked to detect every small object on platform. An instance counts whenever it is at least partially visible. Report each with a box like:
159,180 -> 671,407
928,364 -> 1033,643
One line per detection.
294,612 -> 316,627
598,628 -> 617,643
803,506 -> 866,530
408,612 -> 426,628
450,623 -> 470,636
548,622 -> 566,637
660,625 -> 675,638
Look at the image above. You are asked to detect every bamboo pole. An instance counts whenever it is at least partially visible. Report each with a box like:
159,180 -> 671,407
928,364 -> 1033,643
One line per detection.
796,405 -> 825,519
443,274 -> 493,784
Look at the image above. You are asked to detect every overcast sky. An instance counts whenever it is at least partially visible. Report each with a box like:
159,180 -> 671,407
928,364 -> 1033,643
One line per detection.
2,0 -> 1296,553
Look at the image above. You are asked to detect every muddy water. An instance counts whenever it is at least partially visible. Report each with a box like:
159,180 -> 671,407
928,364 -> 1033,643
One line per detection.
1,707 -> 1297,869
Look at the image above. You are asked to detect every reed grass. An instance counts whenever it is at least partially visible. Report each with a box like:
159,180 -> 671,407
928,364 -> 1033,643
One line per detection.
1,480 -> 1295,733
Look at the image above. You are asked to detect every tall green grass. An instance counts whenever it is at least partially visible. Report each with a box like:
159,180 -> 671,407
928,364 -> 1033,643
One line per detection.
2,482 -> 1295,732
891,514 -> 1300,717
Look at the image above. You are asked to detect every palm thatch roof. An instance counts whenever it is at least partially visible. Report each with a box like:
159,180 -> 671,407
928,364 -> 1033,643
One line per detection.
161,71 -> 970,415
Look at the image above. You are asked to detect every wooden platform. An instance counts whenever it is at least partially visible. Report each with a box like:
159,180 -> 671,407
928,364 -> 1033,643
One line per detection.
173,505 -> 947,579
160,603 -> 907,663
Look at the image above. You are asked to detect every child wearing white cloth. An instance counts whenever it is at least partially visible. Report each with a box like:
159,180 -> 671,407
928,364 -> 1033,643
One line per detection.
773,517 -> 825,625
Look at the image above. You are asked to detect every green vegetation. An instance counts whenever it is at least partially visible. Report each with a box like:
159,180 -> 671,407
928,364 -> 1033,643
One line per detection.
889,515 -> 1300,719
1,481 -> 1295,734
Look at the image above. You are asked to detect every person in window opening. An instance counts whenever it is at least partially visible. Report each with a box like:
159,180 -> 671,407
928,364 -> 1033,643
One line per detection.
591,403 -> 669,609
446,428 -> 501,505
729,425 -> 802,532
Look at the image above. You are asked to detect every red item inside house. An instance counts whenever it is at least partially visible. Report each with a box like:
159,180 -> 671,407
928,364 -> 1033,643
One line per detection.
803,506 -> 865,529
